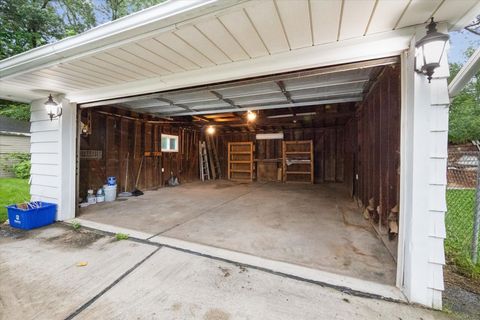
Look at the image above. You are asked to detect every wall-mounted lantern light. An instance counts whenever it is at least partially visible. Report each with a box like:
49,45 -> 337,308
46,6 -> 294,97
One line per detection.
415,17 -> 450,83
246,110 -> 257,122
45,94 -> 62,121
206,125 -> 215,135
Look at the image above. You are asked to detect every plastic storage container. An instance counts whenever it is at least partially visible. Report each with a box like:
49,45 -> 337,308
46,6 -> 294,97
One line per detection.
104,185 -> 117,202
7,202 -> 57,230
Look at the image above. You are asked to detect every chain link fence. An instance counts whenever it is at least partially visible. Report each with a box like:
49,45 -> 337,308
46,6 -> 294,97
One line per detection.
446,151 -> 480,270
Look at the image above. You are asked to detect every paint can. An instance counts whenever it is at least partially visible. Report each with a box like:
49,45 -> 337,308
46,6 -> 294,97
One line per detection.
87,190 -> 96,204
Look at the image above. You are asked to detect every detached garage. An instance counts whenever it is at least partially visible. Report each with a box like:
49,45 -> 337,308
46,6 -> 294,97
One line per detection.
1,0 -> 477,310
76,58 -> 401,289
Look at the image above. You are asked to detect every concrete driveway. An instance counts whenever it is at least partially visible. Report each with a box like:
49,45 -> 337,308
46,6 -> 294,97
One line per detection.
0,224 -> 452,320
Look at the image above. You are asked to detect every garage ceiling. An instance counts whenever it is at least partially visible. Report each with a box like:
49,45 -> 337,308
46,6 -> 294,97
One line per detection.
80,57 -> 395,117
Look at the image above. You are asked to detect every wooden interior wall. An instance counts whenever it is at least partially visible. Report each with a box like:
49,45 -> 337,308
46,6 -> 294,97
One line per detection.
79,108 -> 199,199
215,126 -> 353,184
355,65 -> 401,228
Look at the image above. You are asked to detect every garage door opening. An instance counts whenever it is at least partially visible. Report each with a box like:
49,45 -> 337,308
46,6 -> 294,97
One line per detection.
76,57 -> 401,288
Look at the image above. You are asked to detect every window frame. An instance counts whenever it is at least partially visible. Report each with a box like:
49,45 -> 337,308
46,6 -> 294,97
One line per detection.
161,134 -> 179,152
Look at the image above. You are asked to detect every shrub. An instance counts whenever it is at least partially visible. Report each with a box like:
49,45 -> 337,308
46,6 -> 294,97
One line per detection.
1,153 -> 31,179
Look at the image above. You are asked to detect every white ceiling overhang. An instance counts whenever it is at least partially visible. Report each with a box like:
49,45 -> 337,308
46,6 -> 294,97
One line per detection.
0,0 -> 478,104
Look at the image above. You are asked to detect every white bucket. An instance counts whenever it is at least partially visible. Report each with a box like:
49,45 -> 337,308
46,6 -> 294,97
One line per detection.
104,185 -> 117,202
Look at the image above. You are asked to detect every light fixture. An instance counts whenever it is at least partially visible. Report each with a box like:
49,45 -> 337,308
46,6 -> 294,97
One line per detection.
246,110 -> 257,122
44,94 -> 62,121
415,17 -> 449,83
206,125 -> 215,135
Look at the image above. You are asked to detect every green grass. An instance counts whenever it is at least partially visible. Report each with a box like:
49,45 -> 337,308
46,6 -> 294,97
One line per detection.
446,189 -> 480,278
0,178 -> 30,222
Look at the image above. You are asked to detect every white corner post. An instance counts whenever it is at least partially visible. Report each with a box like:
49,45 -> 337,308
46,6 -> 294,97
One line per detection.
399,24 -> 450,309
29,95 -> 76,221
58,97 -> 77,221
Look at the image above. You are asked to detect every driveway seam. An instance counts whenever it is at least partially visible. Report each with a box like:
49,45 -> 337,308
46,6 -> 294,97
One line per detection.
64,246 -> 161,320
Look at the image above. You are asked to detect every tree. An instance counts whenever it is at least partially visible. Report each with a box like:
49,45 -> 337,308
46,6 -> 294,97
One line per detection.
0,0 -> 65,59
0,0 -> 163,121
448,47 -> 480,144
0,0 -> 97,60
97,0 -> 164,22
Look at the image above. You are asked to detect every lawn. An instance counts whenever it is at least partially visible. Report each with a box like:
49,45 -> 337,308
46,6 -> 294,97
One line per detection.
0,178 -> 30,222
446,188 -> 480,278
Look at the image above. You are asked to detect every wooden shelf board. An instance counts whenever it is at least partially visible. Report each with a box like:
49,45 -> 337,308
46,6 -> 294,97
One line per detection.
229,160 -> 251,164
230,169 -> 252,173
285,151 -> 311,155
286,171 -> 311,174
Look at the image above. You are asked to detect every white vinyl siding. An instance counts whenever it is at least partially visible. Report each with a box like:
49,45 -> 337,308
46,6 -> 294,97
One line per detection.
29,100 -> 60,205
400,24 -> 449,309
29,97 -> 76,221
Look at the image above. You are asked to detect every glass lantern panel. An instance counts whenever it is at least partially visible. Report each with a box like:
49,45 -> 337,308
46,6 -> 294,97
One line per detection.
423,40 -> 445,65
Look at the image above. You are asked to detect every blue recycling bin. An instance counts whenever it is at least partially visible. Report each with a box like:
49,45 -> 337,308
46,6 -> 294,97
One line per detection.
6,202 -> 57,230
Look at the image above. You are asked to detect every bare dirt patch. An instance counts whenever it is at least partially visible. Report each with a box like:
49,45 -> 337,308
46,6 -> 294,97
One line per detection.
44,229 -> 104,248
0,224 -> 29,240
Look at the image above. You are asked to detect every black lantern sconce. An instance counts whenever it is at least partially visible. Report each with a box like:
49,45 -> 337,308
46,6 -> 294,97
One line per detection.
45,94 -> 62,121
415,17 -> 450,83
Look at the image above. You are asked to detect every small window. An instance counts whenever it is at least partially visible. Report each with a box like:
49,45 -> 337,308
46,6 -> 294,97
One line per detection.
161,134 -> 179,152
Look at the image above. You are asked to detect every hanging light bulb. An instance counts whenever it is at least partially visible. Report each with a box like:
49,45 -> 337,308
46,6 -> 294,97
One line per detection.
206,125 -> 215,135
246,110 -> 257,122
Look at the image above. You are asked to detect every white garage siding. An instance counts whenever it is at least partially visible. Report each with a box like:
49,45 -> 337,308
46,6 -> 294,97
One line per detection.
30,98 -> 76,221
399,25 -> 449,309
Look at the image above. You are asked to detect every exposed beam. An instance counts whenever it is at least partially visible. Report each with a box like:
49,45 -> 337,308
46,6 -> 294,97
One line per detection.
210,90 -> 240,109
192,115 -> 210,122
276,80 -> 295,115
162,96 -> 362,116
225,111 -> 355,127
276,81 -> 292,103
156,97 -> 194,112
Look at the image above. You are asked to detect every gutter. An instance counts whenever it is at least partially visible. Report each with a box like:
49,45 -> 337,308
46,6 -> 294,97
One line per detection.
449,47 -> 480,98
0,0 -> 245,79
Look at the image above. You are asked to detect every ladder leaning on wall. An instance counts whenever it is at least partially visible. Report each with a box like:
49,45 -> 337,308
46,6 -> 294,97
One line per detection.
199,141 -> 210,181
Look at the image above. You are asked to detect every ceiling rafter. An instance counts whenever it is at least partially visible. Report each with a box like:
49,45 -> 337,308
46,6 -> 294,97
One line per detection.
210,90 -> 240,109
155,97 -> 195,113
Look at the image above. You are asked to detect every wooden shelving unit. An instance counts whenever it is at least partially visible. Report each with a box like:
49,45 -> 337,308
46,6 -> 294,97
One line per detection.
282,140 -> 314,183
228,142 -> 254,181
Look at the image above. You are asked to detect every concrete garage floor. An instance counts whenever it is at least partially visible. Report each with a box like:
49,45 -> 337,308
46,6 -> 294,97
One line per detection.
79,181 -> 396,286
0,225 -> 452,320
